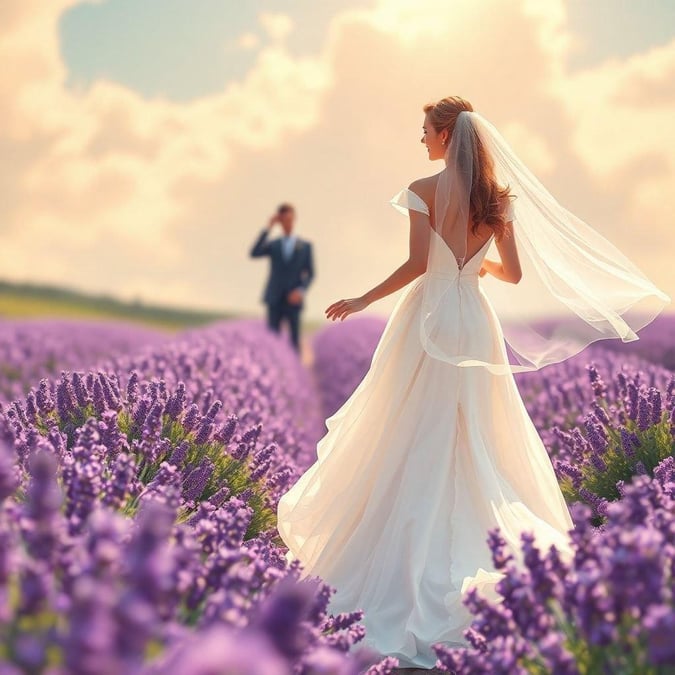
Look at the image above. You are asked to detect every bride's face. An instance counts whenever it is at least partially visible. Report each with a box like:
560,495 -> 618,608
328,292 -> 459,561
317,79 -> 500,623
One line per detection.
421,113 -> 448,161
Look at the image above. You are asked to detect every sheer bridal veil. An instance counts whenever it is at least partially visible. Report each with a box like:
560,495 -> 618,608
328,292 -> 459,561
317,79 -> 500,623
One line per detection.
391,110 -> 670,374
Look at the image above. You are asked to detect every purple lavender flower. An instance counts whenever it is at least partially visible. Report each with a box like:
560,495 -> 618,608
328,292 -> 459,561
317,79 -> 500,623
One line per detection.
435,464 -> 675,672
182,458 -> 214,503
637,394 -> 651,431
648,387 -> 663,425
620,428 -> 639,458
182,404 -> 200,433
586,363 -> 607,398
216,414 -> 238,445
643,605 -> 675,665
0,440 -> 18,501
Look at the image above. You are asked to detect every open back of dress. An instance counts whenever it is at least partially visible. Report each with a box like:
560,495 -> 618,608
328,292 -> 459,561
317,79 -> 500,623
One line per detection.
396,111 -> 669,375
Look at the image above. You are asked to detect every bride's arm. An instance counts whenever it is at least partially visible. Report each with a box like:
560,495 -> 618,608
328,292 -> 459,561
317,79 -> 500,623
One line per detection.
480,221 -> 522,284
325,209 -> 429,321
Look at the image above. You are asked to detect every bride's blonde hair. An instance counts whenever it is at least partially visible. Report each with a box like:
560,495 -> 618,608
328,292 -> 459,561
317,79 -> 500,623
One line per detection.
423,96 -> 513,241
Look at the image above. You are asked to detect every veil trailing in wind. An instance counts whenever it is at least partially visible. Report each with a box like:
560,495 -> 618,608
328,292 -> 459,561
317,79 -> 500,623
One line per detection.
390,110 -> 670,374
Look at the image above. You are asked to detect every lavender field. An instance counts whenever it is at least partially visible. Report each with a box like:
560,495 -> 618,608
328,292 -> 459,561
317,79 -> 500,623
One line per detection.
0,314 -> 673,674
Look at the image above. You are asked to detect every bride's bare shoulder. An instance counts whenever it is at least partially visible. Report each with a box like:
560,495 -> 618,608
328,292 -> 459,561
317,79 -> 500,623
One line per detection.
408,173 -> 441,210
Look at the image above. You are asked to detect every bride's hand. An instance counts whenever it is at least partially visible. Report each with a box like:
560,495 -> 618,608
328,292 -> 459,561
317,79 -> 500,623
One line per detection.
325,296 -> 369,321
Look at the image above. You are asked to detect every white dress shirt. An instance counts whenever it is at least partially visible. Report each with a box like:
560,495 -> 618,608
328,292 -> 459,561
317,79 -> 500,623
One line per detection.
281,234 -> 297,262
280,233 -> 304,298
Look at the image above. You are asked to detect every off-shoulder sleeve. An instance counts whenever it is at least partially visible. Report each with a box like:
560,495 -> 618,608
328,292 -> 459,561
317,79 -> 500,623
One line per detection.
389,188 -> 430,216
506,196 -> 516,222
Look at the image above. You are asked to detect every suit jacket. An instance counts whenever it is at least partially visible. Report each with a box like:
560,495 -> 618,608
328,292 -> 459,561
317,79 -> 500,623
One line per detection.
250,229 -> 315,308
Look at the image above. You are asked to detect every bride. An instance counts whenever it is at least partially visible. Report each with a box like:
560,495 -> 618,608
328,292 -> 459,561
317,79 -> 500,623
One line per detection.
276,96 -> 669,670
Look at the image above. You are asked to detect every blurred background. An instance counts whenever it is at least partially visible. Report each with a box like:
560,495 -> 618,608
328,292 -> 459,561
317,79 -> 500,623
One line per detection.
1,0 -> 674,333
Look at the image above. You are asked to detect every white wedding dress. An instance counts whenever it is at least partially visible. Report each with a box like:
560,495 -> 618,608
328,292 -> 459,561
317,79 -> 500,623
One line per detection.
277,189 -> 575,668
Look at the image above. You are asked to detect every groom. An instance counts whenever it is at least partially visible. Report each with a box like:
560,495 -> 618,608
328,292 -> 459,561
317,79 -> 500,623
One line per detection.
249,203 -> 314,354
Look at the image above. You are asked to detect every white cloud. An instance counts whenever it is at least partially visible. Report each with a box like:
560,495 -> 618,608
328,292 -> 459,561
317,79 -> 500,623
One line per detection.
559,38 -> 675,181
258,12 -> 294,42
237,32 -> 260,50
500,122 -> 556,175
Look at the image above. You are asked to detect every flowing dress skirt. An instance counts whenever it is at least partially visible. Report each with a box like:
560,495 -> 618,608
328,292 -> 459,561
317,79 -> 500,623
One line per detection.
277,272 -> 574,668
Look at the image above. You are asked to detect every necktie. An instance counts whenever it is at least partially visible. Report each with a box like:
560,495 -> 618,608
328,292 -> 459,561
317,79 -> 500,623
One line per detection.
283,236 -> 294,261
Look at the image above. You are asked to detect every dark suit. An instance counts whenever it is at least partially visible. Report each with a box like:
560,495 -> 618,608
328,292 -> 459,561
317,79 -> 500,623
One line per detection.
250,229 -> 314,352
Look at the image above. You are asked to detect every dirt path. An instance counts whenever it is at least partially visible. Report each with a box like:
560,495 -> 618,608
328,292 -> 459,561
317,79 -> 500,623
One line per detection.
300,332 -> 315,370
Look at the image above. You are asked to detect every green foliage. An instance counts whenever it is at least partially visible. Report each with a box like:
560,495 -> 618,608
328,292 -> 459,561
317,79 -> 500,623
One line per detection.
0,279 -> 234,330
27,399 -> 277,542
562,411 -> 674,508
119,411 -> 276,538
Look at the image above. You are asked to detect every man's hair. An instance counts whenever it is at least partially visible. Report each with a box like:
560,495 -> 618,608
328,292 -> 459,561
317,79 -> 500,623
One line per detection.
277,202 -> 295,215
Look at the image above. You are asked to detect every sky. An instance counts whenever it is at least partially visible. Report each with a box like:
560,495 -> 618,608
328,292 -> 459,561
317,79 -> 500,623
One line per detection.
1,0 -> 674,323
